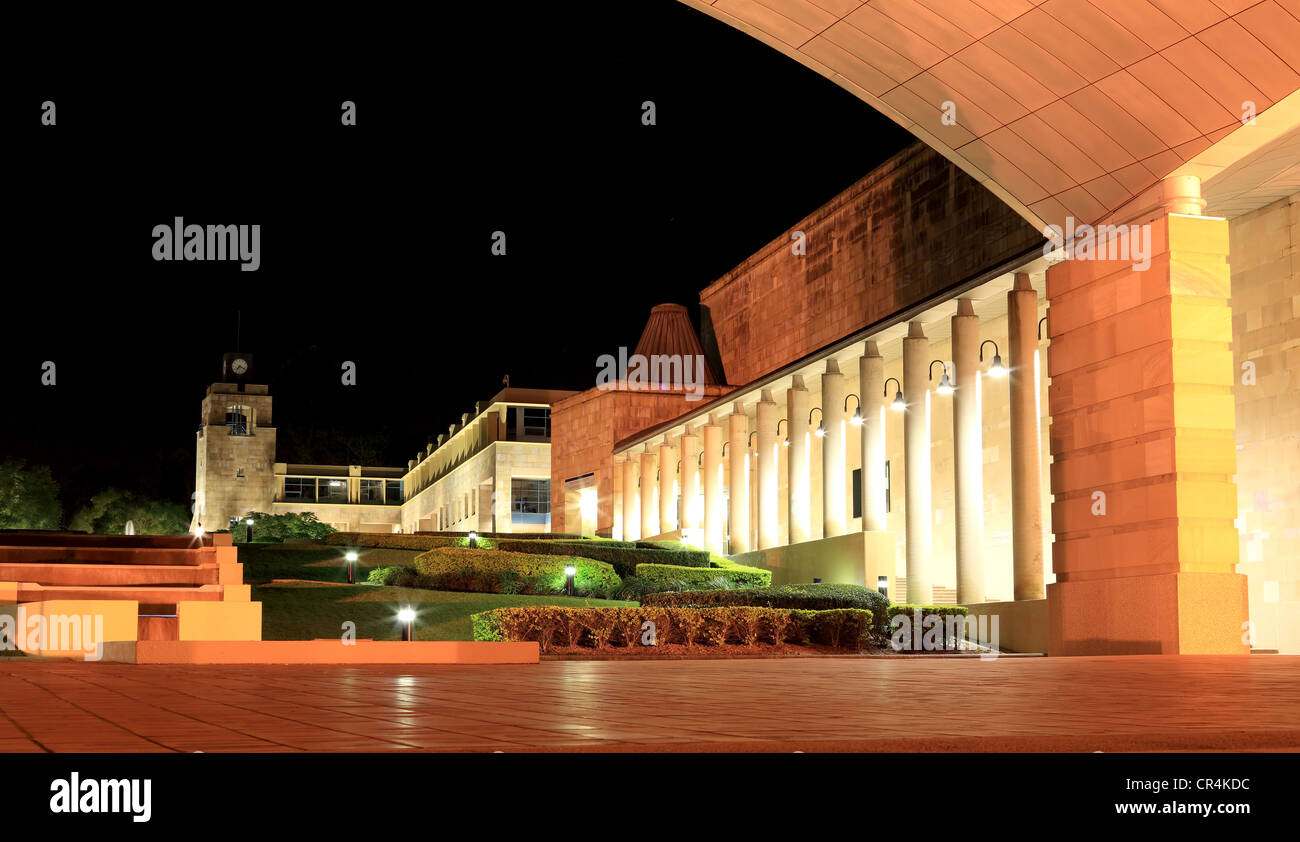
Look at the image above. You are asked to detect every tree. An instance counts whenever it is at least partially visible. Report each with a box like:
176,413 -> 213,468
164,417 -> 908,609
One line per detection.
0,461 -> 62,530
69,489 -> 189,535
231,511 -> 335,543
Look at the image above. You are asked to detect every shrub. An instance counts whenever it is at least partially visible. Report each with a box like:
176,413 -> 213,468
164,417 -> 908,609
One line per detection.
644,583 -> 890,632
413,547 -> 620,596
233,511 -> 335,543
323,533 -> 462,551
885,605 -> 971,649
469,605 -> 872,650
636,562 -> 771,591
491,539 -> 710,578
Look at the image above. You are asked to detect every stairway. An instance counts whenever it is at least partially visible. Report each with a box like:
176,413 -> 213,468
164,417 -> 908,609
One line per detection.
0,531 -> 257,648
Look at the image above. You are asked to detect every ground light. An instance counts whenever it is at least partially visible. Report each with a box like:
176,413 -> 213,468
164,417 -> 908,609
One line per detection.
564,565 -> 577,596
980,339 -> 1007,378
468,531 -> 478,549
245,518 -> 255,542
884,377 -> 905,411
398,606 -> 416,641
345,550 -> 359,584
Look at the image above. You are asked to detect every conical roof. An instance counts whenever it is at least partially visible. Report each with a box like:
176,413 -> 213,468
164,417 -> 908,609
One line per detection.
632,303 -> 721,385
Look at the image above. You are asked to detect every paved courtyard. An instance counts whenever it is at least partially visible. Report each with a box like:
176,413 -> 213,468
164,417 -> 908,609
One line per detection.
1,655 -> 1298,752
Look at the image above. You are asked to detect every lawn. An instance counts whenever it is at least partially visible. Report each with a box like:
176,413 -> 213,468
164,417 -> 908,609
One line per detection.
254,581 -> 636,641
239,541 -> 635,641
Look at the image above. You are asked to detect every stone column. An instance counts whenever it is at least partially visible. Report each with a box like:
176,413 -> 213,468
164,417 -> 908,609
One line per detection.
903,321 -> 933,604
658,439 -> 676,534
621,457 -> 638,541
639,447 -> 659,540
702,418 -> 724,556
678,425 -> 700,532
822,359 -> 847,538
952,299 -> 986,604
1009,273 -> 1044,601
787,376 -> 811,544
755,389 -> 779,549
860,342 -> 887,532
727,403 -> 750,554
1047,176 -> 1247,654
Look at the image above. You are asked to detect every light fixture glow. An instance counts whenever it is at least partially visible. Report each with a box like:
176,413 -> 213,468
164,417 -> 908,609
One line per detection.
988,354 -> 1007,378
850,409 -> 863,425
814,422 -> 826,437
344,551 -> 359,562
564,565 -> 577,576
194,526 -> 205,538
245,518 -> 254,526
397,607 -> 416,623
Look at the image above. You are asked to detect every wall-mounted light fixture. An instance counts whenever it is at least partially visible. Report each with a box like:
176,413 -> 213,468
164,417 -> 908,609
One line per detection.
884,378 -> 905,411
1038,315 -> 1048,341
776,418 -> 789,447
809,406 -> 826,437
845,393 -> 863,425
930,360 -> 954,395
980,340 -> 1007,378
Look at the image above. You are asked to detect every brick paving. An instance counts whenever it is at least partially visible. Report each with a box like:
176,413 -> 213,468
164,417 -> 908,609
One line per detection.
1,655 -> 1298,752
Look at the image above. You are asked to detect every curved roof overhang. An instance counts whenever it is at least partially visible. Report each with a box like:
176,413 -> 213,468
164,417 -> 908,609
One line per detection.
679,0 -> 1300,230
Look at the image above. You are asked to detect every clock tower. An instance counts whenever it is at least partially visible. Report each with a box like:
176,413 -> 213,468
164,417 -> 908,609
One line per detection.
191,352 -> 278,532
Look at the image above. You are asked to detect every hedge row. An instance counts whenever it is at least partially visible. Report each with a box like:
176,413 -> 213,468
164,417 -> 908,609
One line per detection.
412,531 -> 587,541
490,539 -> 710,578
408,547 -> 620,595
644,584 -> 890,631
322,533 -> 459,550
635,562 -> 772,590
471,605 -> 873,650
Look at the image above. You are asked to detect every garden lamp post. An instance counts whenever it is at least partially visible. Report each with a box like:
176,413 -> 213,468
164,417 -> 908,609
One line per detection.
468,531 -> 478,549
398,606 -> 416,642
345,550 -> 358,584
245,518 -> 255,542
565,565 -> 576,597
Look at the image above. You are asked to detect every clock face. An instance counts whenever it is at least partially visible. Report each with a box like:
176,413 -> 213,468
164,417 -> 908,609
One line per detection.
231,358 -> 248,375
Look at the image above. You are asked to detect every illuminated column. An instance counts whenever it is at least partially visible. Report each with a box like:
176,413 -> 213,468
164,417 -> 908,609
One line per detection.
1009,273 -> 1044,601
787,376 -> 811,544
859,341 -> 887,532
952,299 -> 986,604
755,389 -> 779,549
678,425 -> 700,533
621,456 -> 639,541
639,447 -> 659,540
727,403 -> 750,554
658,439 -> 676,533
903,321 -> 932,604
821,359 -> 847,538
701,417 -> 724,555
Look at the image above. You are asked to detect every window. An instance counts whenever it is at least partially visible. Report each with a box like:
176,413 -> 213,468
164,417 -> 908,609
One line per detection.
319,478 -> 347,503
226,406 -> 250,436
510,478 -> 550,524
360,479 -> 383,504
522,408 -> 550,438
385,480 -> 403,505
283,477 -> 316,502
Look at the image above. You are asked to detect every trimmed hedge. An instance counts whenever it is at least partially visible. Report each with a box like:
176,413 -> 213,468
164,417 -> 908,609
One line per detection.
471,605 -> 872,651
322,533 -> 460,550
490,539 -> 710,578
644,583 -> 890,632
413,531 -> 588,540
635,562 -> 772,591
411,547 -> 620,596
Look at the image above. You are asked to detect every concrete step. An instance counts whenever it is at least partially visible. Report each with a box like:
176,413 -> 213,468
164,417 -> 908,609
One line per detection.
15,583 -> 224,615
0,547 -> 216,567
0,563 -> 218,587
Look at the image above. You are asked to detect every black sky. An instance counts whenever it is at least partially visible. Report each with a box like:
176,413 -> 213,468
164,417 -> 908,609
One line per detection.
4,2 -> 912,515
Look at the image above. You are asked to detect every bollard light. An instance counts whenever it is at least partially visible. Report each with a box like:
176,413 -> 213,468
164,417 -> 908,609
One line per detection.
345,550 -> 359,584
468,531 -> 478,549
877,575 -> 889,601
398,606 -> 416,641
245,518 -> 255,542
564,565 -> 576,597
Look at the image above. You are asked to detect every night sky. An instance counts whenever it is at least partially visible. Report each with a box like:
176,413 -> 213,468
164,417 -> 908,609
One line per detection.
4,2 -> 912,516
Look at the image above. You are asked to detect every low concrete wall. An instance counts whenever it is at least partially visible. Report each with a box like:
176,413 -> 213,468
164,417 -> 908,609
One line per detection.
106,639 -> 540,664
730,531 -> 897,592
961,598 -> 1048,654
